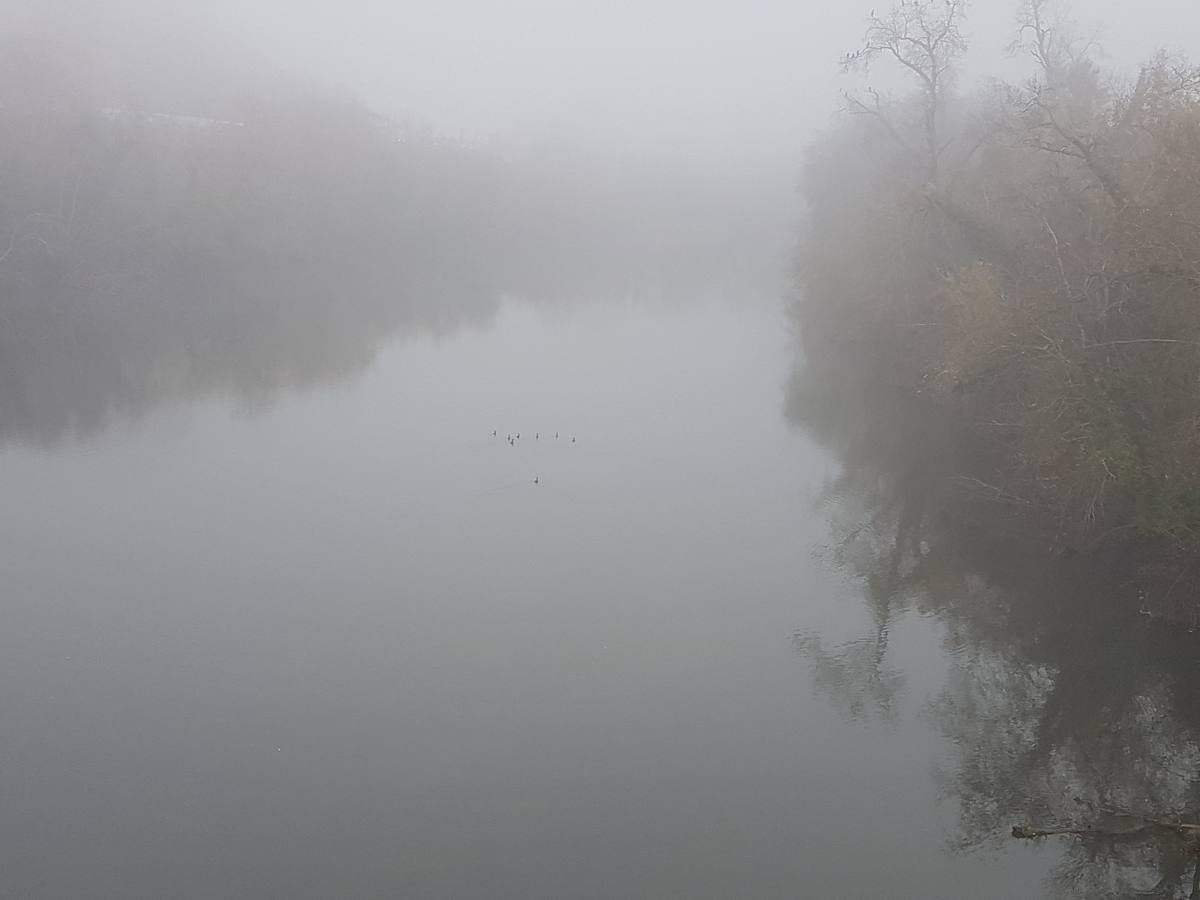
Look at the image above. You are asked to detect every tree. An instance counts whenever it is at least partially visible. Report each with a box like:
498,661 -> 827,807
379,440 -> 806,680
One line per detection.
803,0 -> 1200,553
1005,0 -> 1127,207
842,0 -> 969,186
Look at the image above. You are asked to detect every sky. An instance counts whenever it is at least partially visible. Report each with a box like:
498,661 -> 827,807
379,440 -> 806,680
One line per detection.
7,0 -> 1200,174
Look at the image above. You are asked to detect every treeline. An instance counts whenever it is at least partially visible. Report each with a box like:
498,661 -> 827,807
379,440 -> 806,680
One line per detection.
0,63 -> 487,443
797,0 -> 1200,554
0,33 -> 776,445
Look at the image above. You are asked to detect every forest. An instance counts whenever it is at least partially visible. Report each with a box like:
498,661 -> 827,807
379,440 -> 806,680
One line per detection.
0,30 -> 777,445
796,0 -> 1200,574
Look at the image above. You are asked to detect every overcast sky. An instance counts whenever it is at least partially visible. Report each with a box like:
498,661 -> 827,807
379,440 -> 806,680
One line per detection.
9,0 -> 1200,173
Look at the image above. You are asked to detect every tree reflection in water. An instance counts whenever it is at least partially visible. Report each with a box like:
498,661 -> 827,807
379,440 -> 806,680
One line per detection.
786,364 -> 1200,898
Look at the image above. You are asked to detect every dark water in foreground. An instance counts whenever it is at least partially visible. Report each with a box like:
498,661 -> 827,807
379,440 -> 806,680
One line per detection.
2,296 -> 1198,897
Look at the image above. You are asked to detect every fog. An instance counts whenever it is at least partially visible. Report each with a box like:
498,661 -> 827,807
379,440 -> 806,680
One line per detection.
3,0 -> 1200,896
8,0 -> 1195,168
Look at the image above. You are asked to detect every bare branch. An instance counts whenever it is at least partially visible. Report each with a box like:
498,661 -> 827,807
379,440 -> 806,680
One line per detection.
842,88 -> 920,160
843,1 -> 969,184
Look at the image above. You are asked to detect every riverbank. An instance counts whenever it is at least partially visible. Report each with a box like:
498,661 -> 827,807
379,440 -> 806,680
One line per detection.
787,351 -> 1200,625
794,3 -> 1200,614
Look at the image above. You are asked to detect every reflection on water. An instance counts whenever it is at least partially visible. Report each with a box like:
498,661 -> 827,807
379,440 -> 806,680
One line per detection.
0,259 -> 502,446
787,366 -> 1200,898
0,293 -> 1057,898
0,247 -> 767,448
6,285 -> 1200,896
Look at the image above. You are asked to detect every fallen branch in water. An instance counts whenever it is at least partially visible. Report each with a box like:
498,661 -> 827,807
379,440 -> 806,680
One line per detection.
1015,820 -> 1200,900
1013,818 -> 1200,841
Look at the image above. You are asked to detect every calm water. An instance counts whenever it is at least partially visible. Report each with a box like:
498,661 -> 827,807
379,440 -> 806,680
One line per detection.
2,295 -> 1198,897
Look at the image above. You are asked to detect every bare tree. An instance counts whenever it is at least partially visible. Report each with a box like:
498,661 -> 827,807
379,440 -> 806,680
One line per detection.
1003,0 -> 1135,210
842,0 -> 969,186
1008,0 -> 1074,83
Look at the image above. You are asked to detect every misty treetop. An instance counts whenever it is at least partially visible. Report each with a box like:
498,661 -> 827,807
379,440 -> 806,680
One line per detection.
798,0 -> 1200,552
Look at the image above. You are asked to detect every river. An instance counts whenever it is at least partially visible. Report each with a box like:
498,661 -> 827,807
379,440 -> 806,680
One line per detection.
1,293 -> 1197,897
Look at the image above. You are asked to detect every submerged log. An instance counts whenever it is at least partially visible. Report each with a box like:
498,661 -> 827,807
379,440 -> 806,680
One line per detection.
1012,818 -> 1200,841
1013,818 -> 1200,900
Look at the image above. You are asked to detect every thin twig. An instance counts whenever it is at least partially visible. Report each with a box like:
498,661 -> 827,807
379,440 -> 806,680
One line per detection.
1087,339 -> 1200,348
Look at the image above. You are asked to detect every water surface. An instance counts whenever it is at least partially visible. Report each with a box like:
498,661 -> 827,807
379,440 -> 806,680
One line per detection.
2,295 -> 1196,897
